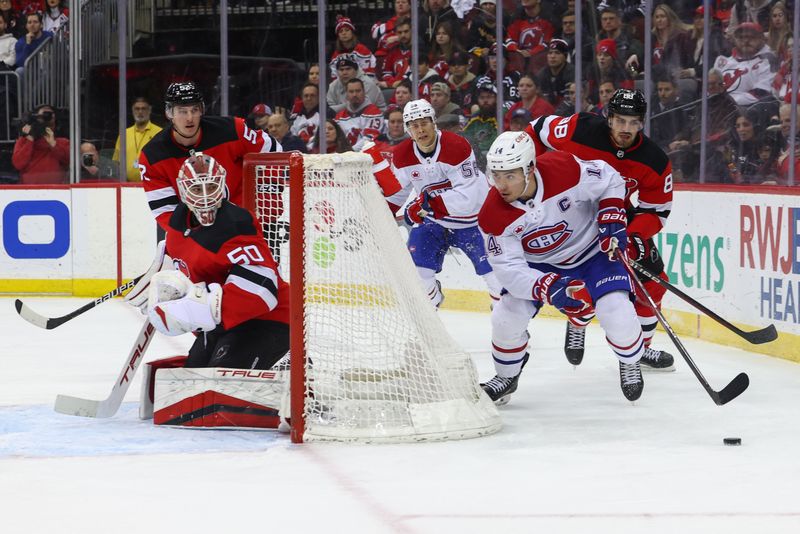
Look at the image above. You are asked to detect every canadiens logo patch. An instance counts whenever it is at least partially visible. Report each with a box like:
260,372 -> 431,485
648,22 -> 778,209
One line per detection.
521,221 -> 572,254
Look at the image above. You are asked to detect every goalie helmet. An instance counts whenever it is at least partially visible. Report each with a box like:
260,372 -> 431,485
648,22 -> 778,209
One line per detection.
403,99 -> 436,133
486,131 -> 536,186
164,81 -> 204,116
176,152 -> 227,226
607,89 -> 647,119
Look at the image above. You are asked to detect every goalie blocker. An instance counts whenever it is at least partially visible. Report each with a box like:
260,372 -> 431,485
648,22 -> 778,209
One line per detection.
140,355 -> 290,430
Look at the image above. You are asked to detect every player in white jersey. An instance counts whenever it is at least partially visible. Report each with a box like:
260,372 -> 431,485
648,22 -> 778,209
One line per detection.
478,131 -> 645,405
391,99 -> 501,307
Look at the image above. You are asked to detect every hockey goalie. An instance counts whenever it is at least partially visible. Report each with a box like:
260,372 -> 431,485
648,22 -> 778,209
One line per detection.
125,152 -> 291,429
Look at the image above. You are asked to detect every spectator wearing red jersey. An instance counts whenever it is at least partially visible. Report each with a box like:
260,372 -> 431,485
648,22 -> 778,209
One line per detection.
329,15 -> 377,80
504,0 -> 555,74
379,16 -> 412,88
334,78 -> 386,150
372,0 -> 412,57
503,73 -> 554,129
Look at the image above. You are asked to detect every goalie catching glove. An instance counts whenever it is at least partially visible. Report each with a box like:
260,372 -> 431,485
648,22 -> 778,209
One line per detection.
124,240 -> 172,313
147,270 -> 222,336
532,272 -> 592,316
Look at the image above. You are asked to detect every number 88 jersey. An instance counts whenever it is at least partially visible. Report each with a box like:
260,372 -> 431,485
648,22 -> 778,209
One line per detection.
526,112 -> 673,242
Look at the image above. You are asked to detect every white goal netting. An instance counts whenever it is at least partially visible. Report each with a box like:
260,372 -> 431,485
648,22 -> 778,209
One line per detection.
245,152 -> 500,443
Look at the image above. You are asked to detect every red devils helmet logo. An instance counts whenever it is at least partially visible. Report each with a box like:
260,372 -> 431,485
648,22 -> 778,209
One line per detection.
521,221 -> 572,254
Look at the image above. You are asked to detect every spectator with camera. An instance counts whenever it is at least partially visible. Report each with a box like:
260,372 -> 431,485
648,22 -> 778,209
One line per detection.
12,103 -> 68,184
80,141 -> 118,182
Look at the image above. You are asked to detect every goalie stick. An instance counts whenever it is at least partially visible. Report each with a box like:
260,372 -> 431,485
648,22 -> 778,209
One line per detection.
626,258 -> 777,345
15,275 -> 143,330
617,250 -> 749,406
54,319 -> 155,418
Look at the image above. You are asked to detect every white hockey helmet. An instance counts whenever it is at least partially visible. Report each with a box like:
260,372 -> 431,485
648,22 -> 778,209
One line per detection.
486,130 -> 536,186
176,152 -> 227,226
403,99 -> 436,133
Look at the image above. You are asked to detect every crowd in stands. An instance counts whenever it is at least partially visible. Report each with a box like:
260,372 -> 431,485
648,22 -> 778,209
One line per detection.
7,0 -> 800,186
256,0 -> 800,186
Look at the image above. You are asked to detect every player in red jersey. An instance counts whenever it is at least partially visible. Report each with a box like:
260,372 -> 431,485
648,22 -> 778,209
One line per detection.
133,153 -> 290,370
526,89 -> 675,372
138,82 -> 282,231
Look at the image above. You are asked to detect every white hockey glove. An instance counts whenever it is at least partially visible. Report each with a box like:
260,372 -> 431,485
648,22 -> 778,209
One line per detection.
124,240 -> 172,313
147,270 -> 223,337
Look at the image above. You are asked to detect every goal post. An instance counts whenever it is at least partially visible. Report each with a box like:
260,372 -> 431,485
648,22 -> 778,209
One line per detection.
243,151 -> 501,443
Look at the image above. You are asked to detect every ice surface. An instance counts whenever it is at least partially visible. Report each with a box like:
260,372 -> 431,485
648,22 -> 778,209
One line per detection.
1,297 -> 798,533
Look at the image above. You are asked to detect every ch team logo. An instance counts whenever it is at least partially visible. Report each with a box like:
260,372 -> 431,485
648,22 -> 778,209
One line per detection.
521,221 -> 572,254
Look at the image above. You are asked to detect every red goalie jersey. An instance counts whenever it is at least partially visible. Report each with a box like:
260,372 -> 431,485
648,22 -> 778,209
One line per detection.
164,200 -> 290,330
526,113 -> 673,241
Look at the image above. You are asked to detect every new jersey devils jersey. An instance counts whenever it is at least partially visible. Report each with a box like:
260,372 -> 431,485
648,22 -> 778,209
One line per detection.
391,130 -> 489,229
139,116 -> 282,229
527,112 -> 672,240
164,201 -> 289,330
478,151 -> 626,300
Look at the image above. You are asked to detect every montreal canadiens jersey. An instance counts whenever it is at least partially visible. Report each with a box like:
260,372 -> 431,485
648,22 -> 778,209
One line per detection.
391,130 -> 489,229
527,112 -> 672,241
139,116 -> 282,230
164,201 -> 289,330
478,151 -> 626,301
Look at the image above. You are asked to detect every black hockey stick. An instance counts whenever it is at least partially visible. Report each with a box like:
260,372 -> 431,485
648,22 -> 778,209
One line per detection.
617,250 -> 749,406
627,258 -> 777,345
15,275 -> 142,330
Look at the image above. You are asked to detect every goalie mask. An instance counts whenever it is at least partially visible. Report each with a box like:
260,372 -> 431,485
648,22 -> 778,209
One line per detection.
177,152 -> 227,226
486,131 -> 536,188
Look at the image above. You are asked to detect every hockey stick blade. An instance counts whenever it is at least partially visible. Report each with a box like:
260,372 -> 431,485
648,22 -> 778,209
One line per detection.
711,372 -> 750,406
53,320 -> 155,418
15,276 -> 141,330
616,250 -> 750,405
627,260 -> 777,345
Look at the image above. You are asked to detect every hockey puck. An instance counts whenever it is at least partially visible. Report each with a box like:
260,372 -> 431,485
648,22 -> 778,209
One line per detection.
723,437 -> 742,446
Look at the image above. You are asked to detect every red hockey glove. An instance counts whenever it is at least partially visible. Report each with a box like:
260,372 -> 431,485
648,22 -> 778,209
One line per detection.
626,233 -> 648,262
532,273 -> 593,316
597,206 -> 628,259
425,193 -> 448,219
403,193 -> 430,226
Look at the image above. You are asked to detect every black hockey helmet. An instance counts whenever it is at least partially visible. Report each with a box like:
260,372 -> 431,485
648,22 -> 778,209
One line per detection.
164,81 -> 204,108
607,89 -> 646,119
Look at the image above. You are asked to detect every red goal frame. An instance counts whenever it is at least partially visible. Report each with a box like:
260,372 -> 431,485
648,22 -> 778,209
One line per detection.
243,152 -> 307,443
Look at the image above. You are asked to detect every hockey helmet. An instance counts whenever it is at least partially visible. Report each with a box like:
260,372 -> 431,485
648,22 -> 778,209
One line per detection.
486,130 -> 536,187
403,99 -> 436,133
176,152 -> 227,226
607,89 -> 647,119
165,82 -> 205,115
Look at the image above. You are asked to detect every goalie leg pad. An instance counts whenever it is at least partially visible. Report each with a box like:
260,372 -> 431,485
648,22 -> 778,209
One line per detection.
139,355 -> 189,420
153,366 -> 289,429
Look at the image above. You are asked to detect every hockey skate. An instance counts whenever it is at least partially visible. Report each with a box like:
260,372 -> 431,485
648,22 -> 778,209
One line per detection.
480,353 -> 529,406
640,347 -> 675,372
619,360 -> 644,401
564,322 -> 585,366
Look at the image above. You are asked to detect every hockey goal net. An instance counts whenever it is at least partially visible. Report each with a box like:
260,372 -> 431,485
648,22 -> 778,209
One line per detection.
242,152 -> 501,443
